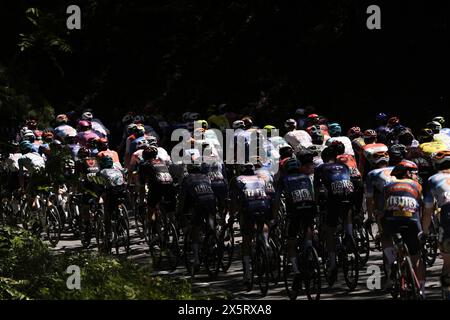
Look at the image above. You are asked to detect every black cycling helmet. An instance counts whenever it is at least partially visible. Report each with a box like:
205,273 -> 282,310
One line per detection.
417,128 -> 434,144
397,130 -> 414,146
388,144 -> 407,165
328,140 -> 345,156
284,157 -> 300,173
240,162 -> 255,175
321,147 -> 336,163
99,156 -> 114,169
142,146 -> 158,161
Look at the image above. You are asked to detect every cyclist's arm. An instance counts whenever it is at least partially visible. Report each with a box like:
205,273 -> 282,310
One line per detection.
422,181 -> 435,235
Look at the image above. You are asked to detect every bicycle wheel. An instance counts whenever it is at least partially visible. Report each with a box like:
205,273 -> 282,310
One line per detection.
46,204 -> 62,247
113,204 -> 130,255
149,220 -> 163,268
203,231 -> 221,279
95,208 -> 109,254
342,236 -> 359,291
423,220 -> 438,267
67,196 -> 81,238
283,249 -> 301,300
253,243 -> 270,296
183,229 -> 198,276
269,237 -> 281,284
353,223 -> 370,268
220,222 -> 235,272
304,246 -> 322,300
400,256 -> 419,300
164,221 -> 180,271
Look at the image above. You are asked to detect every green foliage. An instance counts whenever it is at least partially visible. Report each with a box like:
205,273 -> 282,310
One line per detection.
0,226 -> 198,300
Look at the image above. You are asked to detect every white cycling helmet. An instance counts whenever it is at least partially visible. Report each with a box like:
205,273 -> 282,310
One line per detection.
133,115 -> 145,123
232,120 -> 245,129
81,112 -> 93,120
136,139 -> 150,150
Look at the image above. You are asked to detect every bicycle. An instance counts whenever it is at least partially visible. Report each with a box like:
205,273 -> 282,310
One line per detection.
110,195 -> 130,255
422,209 -> 439,267
283,217 -> 322,300
390,227 -> 424,300
148,200 -> 180,271
319,203 -> 360,291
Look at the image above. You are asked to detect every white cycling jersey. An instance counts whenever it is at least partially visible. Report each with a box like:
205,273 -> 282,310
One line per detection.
284,130 -> 312,152
326,136 -> 355,156
18,152 -> 45,174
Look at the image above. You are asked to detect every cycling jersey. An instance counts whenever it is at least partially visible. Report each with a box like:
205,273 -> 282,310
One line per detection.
277,173 -> 315,208
92,168 -> 125,188
284,130 -> 312,152
97,150 -> 122,170
360,143 -> 388,178
326,136 -> 355,156
54,124 -> 77,140
424,171 -> 450,209
365,166 -> 395,212
420,140 -> 447,158
255,167 -> 275,199
18,152 -> 45,174
3,153 -> 21,173
383,179 -> 422,221
76,131 -> 100,147
433,133 -> 450,149
314,162 -> 354,198
91,121 -> 108,138
336,154 -> 361,180
231,175 -> 271,214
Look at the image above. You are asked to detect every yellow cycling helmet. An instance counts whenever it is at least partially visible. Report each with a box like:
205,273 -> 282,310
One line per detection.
195,119 -> 208,129
263,125 -> 276,135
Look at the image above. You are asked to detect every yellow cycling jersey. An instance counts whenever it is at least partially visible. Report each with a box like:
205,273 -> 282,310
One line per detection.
419,140 -> 447,157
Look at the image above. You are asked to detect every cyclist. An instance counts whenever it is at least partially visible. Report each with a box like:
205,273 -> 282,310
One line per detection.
348,126 -> 365,164
388,144 -> 407,167
326,123 -> 355,156
97,137 -> 122,170
381,160 -> 425,296
314,146 -> 355,284
178,161 -> 217,270
76,120 -> 100,147
375,113 -> 389,145
54,114 -> 77,141
138,146 -> 176,223
274,155 -> 315,274
230,162 -> 272,285
284,118 -> 312,153
423,150 -> 450,299
87,156 -> 127,244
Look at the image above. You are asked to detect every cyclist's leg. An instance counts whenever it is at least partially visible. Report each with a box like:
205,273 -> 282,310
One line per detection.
403,219 -> 425,294
287,206 -> 301,273
240,209 -> 253,282
381,217 -> 396,282
342,196 -> 354,236
325,198 -> 339,269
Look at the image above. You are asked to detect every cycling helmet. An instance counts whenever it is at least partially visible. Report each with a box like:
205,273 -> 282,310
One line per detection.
307,145 -> 321,157
242,117 -> 253,129
417,128 -> 434,143
42,131 -> 54,142
240,162 -> 255,175
22,130 -> 36,141
127,123 -> 137,135
147,136 -> 158,147
308,113 -> 319,119
19,140 -> 33,153
284,157 -> 300,173
297,149 -> 314,165
426,121 -> 442,134
347,126 -> 362,139
196,119 -> 209,129
365,144 -> 389,166
99,155 -> 114,169
232,120 -> 245,129
431,150 -> 450,168
432,116 -> 446,126
26,119 -> 37,129
142,146 -> 158,161
97,137 -> 108,150
122,112 -> 135,124
376,112 -> 388,122
182,112 -> 200,122
388,144 -> 407,162
263,125 -> 276,136
391,160 -> 418,179
306,125 -> 322,135
133,124 -> 145,137
284,118 -> 297,129
77,147 -> 91,158
329,140 -> 345,155
136,138 -> 150,150
363,129 -> 377,139
397,130 -> 414,146
388,117 -> 400,127
328,123 -> 342,137
56,114 -> 68,124
295,108 -> 305,115
279,144 -> 294,159
321,147 -> 336,162
133,115 -> 145,124
78,120 -> 91,130
81,112 -> 93,121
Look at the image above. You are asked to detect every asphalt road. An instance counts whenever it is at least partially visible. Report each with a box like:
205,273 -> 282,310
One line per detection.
53,215 -> 445,300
